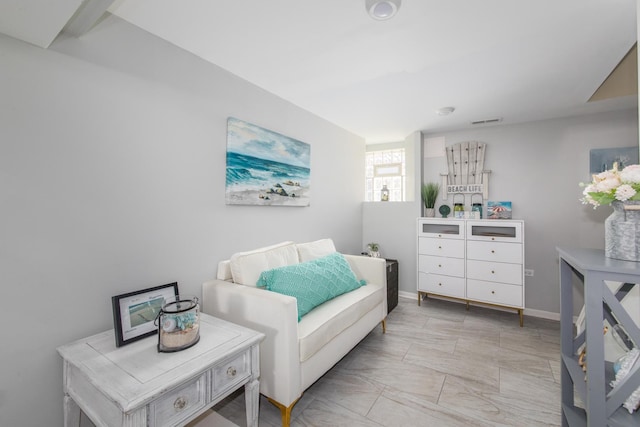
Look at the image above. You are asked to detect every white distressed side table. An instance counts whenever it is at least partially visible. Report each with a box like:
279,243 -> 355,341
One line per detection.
57,313 -> 264,427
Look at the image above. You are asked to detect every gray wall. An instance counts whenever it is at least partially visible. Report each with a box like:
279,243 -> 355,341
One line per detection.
0,15 -> 365,427
423,109 -> 639,315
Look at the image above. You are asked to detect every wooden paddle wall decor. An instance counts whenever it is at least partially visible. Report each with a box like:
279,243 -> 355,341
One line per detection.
440,141 -> 491,200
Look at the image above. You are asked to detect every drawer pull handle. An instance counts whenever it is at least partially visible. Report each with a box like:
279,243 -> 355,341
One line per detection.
491,270 -> 495,274
491,290 -> 495,294
491,237 -> 495,241
227,366 -> 237,377
491,250 -> 495,254
438,283 -> 442,286
438,264 -> 442,267
174,397 -> 187,411
438,246 -> 442,249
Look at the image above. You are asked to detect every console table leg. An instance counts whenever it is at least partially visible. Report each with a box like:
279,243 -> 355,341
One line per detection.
245,379 -> 260,427
63,395 -> 81,427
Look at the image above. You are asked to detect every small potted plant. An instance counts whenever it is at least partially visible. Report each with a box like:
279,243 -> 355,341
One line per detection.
367,242 -> 380,258
421,182 -> 440,217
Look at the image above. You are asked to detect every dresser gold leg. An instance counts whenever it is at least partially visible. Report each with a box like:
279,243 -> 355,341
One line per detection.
381,318 -> 387,334
519,309 -> 524,327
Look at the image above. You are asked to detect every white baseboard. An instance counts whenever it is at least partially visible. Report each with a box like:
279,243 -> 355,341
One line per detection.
524,307 -> 560,321
398,291 -> 560,321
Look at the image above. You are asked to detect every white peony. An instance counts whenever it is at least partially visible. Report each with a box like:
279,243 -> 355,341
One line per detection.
615,184 -> 636,201
620,164 -> 640,184
596,177 -> 621,192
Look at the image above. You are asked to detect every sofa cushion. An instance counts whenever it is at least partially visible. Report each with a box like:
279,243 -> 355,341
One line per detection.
230,241 -> 299,286
298,281 -> 384,362
296,238 -> 337,262
217,260 -> 232,281
256,252 -> 364,321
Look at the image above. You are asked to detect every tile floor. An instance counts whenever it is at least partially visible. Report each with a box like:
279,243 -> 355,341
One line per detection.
211,296 -> 562,427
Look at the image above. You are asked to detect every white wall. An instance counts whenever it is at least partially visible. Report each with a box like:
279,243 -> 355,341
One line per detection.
423,109 -> 639,315
0,15 -> 366,427
362,132 -> 422,297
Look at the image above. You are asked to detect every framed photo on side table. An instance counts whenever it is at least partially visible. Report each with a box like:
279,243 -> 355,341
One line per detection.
112,282 -> 179,347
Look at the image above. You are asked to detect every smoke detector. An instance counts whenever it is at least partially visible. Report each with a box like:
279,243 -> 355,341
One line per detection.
366,0 -> 401,20
436,106 -> 455,116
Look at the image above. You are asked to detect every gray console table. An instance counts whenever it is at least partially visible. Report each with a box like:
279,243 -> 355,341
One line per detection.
558,247 -> 640,426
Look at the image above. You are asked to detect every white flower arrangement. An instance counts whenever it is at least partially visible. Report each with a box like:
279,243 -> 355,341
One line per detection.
581,164 -> 640,208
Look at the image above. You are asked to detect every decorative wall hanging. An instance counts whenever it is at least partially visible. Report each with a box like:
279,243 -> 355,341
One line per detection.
226,117 -> 311,207
440,141 -> 491,200
589,146 -> 639,174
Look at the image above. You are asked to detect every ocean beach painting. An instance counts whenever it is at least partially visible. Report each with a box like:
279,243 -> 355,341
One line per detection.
226,117 -> 311,206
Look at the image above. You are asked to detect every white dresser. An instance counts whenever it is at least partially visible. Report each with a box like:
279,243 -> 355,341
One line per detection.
417,218 -> 525,325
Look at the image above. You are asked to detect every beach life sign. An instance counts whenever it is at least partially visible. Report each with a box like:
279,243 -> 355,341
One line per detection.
225,117 -> 310,206
446,184 -> 484,194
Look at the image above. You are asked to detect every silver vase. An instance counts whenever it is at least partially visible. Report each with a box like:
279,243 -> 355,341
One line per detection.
605,200 -> 640,261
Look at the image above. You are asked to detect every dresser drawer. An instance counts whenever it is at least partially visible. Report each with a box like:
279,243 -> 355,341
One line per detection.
466,221 -> 523,243
212,350 -> 251,396
467,279 -> 523,307
418,255 -> 464,278
418,237 -> 464,258
149,372 -> 208,427
466,260 -> 522,285
467,241 -> 523,264
418,220 -> 464,239
418,272 -> 465,298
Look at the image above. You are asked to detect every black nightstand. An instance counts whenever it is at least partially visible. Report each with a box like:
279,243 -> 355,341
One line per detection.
385,259 -> 398,313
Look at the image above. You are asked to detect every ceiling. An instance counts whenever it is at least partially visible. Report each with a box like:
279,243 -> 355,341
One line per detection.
1,0 -> 638,143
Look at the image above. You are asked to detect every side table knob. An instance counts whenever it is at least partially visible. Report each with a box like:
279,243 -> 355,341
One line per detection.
174,397 -> 187,411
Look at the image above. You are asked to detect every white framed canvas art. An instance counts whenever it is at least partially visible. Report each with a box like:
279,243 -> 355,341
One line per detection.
225,117 -> 310,206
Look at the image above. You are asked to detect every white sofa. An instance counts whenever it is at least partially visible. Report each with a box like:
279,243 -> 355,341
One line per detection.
201,239 -> 387,426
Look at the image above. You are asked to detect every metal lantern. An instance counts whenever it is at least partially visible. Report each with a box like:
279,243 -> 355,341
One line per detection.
381,184 -> 390,201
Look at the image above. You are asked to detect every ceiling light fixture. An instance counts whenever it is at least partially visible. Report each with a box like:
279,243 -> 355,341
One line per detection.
366,0 -> 401,20
436,107 -> 455,116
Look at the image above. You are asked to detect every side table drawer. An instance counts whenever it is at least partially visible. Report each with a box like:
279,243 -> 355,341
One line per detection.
213,350 -> 251,396
149,372 -> 208,427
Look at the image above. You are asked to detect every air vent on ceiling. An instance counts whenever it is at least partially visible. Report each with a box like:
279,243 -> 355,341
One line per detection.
471,117 -> 503,125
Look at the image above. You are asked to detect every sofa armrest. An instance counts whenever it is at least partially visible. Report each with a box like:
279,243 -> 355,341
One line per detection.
343,254 -> 387,287
344,255 -> 388,318
201,279 -> 302,407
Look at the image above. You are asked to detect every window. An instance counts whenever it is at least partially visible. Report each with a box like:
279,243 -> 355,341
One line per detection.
365,148 -> 406,201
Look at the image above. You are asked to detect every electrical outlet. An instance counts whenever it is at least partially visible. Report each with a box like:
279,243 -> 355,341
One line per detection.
524,269 -> 534,277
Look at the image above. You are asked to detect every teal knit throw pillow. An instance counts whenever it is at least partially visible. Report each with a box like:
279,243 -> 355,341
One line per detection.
256,252 -> 365,321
